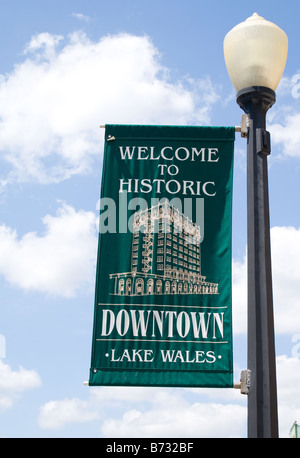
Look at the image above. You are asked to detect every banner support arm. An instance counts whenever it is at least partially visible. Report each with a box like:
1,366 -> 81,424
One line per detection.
235,114 -> 250,137
234,369 -> 251,395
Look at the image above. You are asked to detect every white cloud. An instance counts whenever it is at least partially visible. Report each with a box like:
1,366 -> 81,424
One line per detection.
269,113 -> 300,159
0,203 -> 97,297
38,398 -> 100,430
38,386 -> 246,437
97,387 -> 246,438
232,225 -> 300,335
100,396 -> 245,438
0,359 -> 41,410
72,13 -> 91,22
36,355 -> 300,437
271,226 -> 300,333
260,74 -> 300,159
0,32 -> 219,187
276,355 -> 300,437
24,32 -> 64,61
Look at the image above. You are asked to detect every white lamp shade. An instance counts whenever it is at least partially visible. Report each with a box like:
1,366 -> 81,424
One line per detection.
224,13 -> 288,92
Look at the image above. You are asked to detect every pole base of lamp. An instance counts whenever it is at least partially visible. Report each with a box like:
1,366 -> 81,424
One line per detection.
237,84 -> 279,438
236,86 -> 276,113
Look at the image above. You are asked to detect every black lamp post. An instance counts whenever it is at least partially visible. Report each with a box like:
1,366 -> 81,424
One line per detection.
224,13 -> 288,438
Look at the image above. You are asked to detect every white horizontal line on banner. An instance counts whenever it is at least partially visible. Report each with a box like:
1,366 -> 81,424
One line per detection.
97,302 -> 228,309
96,338 -> 228,344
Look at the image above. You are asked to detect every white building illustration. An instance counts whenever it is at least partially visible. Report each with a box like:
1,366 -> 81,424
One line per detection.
110,200 -> 218,296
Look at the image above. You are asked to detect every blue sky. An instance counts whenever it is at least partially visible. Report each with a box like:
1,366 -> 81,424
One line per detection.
0,0 -> 300,438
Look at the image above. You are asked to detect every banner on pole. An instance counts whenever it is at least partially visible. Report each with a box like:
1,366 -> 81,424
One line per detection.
89,124 -> 235,387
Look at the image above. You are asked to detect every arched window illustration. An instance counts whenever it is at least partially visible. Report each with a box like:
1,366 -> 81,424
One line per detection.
118,278 -> 125,295
125,278 -> 132,295
147,279 -> 154,294
178,282 -> 183,294
135,278 -> 144,295
165,281 -> 170,294
156,280 -> 162,294
172,281 -> 177,294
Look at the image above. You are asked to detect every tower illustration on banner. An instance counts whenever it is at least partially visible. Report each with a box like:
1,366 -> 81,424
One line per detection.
110,200 -> 218,296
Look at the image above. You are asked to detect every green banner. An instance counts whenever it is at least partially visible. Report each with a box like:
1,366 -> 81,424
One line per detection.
89,124 -> 235,387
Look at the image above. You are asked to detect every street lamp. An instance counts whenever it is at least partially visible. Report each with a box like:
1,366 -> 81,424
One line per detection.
223,13 -> 288,438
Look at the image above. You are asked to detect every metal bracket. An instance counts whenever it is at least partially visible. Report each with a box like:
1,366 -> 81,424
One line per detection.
235,114 -> 250,138
99,126 -> 115,141
234,369 -> 251,395
256,128 -> 271,155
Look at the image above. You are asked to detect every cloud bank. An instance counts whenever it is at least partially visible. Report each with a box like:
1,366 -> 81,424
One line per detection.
0,359 -> 41,410
232,225 -> 300,335
0,203 -> 97,297
0,31 -> 219,187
